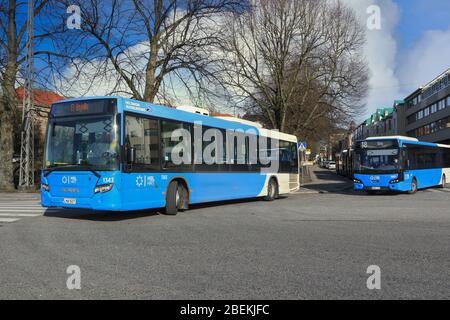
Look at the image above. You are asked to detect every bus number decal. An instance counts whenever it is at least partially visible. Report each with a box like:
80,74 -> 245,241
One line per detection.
103,177 -> 114,184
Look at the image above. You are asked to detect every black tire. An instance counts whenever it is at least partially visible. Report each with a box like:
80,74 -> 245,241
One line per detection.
165,181 -> 181,215
408,178 -> 418,194
264,178 -> 278,201
440,175 -> 446,189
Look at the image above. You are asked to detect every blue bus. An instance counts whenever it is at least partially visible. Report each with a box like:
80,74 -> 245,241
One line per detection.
41,97 -> 299,214
353,136 -> 450,194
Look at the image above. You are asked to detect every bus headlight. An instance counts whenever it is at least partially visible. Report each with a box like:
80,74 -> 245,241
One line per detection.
94,184 -> 114,194
41,183 -> 50,192
353,178 -> 362,184
390,179 -> 400,184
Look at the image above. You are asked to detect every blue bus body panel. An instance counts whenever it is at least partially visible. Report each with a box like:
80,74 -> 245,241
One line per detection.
121,172 -> 267,211
353,173 -> 409,191
42,171 -> 267,211
354,173 -> 399,188
404,169 -> 443,189
41,171 -> 122,210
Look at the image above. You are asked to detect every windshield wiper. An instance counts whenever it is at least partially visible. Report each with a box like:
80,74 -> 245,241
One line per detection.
44,164 -> 101,178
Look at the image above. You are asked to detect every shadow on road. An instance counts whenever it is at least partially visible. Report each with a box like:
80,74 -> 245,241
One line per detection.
313,170 -> 349,182
300,168 -> 355,195
302,168 -> 422,196
42,197 -> 277,221
44,208 -> 161,221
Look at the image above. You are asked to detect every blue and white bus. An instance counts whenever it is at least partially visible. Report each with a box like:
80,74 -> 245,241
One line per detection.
41,97 -> 299,214
353,136 -> 450,194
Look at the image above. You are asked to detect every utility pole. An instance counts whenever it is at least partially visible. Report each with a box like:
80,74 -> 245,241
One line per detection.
18,0 -> 35,191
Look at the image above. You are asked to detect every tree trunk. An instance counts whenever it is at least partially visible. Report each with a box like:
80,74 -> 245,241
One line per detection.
0,63 -> 19,191
143,39 -> 159,103
0,103 -> 16,191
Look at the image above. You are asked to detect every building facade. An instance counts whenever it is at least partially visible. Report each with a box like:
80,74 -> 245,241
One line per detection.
352,107 -> 395,143
392,100 -> 406,136
404,69 -> 450,144
16,87 -> 65,137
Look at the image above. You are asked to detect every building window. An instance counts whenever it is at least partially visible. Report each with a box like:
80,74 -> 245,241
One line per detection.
417,110 -> 424,120
431,103 -> 438,113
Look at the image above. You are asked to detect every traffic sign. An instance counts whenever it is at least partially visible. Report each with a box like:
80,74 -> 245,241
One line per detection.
298,142 -> 307,152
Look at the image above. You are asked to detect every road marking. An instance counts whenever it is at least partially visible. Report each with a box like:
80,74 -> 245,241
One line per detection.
0,196 -> 56,224
427,188 -> 450,193
0,208 -> 47,212
0,213 -> 41,217
0,218 -> 20,223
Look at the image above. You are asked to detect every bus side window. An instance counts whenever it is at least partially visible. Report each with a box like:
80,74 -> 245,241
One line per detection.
402,149 -> 409,170
290,142 -> 299,174
161,120 -> 192,171
125,115 -> 160,170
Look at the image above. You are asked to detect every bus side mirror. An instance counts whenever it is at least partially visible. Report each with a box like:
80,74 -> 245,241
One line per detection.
127,147 -> 136,164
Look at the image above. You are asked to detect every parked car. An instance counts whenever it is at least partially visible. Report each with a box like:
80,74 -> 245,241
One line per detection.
327,161 -> 336,170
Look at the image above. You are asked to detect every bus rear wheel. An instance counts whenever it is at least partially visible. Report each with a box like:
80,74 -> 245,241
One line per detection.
165,181 -> 186,215
408,178 -> 418,194
264,178 -> 278,201
440,175 -> 447,188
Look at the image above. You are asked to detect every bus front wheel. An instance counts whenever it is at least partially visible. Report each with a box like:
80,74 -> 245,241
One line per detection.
408,178 -> 418,194
165,181 -> 184,215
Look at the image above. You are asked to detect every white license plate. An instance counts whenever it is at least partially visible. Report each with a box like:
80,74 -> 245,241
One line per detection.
63,198 -> 76,205
370,187 -> 381,190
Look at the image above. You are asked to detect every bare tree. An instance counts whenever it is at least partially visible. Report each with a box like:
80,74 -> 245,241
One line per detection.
55,0 -> 246,105
218,0 -> 368,135
0,0 -> 52,190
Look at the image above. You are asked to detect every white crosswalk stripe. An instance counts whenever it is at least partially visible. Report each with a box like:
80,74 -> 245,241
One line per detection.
0,218 -> 20,223
0,194 -> 55,225
424,188 -> 450,193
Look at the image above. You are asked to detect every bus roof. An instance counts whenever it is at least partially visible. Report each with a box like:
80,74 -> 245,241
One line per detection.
365,136 -> 418,142
364,136 -> 450,148
53,96 -> 298,143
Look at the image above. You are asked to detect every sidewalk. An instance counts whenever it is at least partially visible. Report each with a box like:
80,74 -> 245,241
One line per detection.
296,166 -> 353,194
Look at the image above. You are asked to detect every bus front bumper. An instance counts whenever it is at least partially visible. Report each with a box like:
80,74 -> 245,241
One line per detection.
41,189 -> 122,211
353,181 -> 410,192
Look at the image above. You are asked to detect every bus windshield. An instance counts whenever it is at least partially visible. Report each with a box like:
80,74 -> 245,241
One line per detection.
44,99 -> 119,171
354,140 -> 400,173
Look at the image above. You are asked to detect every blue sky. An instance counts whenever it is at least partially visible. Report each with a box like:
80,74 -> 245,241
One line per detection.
343,0 -> 450,118
395,0 -> 450,50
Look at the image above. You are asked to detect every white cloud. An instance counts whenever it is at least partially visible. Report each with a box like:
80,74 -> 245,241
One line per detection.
397,28 -> 450,93
343,0 -> 402,116
344,0 -> 450,117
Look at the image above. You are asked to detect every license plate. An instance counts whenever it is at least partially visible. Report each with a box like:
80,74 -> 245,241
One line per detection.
370,187 -> 381,190
63,198 -> 76,205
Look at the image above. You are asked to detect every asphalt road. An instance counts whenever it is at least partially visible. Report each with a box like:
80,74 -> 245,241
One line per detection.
0,168 -> 449,299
